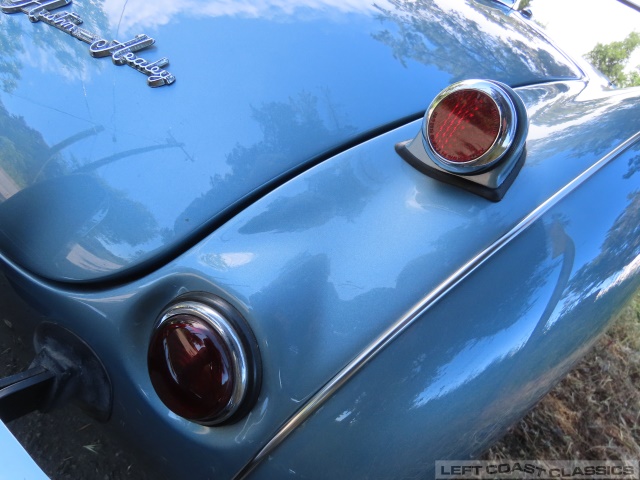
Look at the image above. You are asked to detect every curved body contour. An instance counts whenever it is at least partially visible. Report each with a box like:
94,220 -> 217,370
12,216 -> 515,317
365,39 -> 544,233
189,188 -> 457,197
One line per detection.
0,0 -> 639,478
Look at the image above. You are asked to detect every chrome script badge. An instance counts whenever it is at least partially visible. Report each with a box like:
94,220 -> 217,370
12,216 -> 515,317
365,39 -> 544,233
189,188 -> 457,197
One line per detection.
1,0 -> 176,87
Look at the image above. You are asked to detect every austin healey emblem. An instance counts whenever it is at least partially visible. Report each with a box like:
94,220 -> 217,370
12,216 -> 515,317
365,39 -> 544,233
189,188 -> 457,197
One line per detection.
1,0 -> 176,87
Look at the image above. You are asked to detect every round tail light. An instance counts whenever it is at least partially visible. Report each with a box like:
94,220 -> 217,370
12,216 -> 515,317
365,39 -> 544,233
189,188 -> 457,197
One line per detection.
424,80 -> 518,173
148,294 -> 260,426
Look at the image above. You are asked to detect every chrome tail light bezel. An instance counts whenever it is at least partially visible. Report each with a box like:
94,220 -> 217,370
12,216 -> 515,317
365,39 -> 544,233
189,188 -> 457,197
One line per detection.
148,292 -> 261,426
396,79 -> 529,202
423,80 -> 519,174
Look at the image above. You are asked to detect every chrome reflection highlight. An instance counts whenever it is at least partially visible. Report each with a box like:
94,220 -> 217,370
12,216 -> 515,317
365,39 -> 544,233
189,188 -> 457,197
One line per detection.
397,79 -> 529,201
154,300 -> 250,425
423,80 -> 518,173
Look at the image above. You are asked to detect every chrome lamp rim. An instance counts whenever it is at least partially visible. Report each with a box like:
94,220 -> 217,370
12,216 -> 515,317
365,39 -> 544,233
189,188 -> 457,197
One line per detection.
155,300 -> 250,426
422,79 -> 519,174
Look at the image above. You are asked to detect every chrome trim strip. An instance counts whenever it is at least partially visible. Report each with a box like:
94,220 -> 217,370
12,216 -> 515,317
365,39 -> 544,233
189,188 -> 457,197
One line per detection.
234,131 -> 640,479
617,0 -> 640,13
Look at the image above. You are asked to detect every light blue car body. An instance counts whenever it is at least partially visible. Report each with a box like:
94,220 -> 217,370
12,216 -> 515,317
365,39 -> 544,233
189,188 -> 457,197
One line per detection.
0,0 -> 639,478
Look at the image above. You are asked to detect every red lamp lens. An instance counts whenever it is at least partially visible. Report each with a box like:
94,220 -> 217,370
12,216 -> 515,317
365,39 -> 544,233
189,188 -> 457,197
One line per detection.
148,315 -> 234,422
427,89 -> 501,163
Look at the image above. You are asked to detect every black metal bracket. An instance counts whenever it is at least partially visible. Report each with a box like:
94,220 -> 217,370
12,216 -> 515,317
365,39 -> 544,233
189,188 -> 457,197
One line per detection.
396,141 -> 526,202
0,366 -> 56,423
0,323 -> 112,423
396,80 -> 529,202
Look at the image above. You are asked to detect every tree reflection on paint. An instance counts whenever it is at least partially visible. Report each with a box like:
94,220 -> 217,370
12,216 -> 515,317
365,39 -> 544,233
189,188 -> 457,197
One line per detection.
371,0 -> 577,84
0,0 -> 110,92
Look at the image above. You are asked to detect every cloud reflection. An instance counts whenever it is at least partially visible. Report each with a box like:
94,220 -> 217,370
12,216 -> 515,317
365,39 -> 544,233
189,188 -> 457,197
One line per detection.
103,0 -> 392,34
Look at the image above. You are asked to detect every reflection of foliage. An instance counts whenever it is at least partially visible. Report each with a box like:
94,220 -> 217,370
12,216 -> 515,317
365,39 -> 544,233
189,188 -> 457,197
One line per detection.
624,154 -> 640,179
0,100 -> 63,188
176,91 -> 357,231
0,0 -> 110,92
371,0 -> 575,82
226,92 -> 356,182
569,191 -> 640,295
518,0 -> 532,9
239,160 -> 378,234
585,32 -> 640,88
0,18 -> 24,92
99,189 -> 159,247
0,97 -> 158,260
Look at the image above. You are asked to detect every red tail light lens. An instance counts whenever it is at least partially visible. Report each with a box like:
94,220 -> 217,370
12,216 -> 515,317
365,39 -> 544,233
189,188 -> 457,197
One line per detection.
148,296 -> 258,426
423,80 -> 517,173
427,89 -> 500,163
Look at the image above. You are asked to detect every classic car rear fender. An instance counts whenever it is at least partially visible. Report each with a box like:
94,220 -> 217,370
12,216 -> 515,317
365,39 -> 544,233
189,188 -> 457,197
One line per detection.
244,137 -> 640,480
1,79 -> 639,479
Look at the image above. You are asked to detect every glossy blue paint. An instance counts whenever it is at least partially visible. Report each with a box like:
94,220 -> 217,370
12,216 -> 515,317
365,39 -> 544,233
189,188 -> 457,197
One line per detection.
1,0 -> 639,478
1,71 -> 639,478
248,140 -> 640,480
0,0 -> 581,283
0,421 -> 48,480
